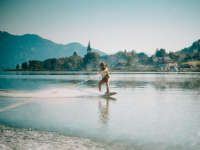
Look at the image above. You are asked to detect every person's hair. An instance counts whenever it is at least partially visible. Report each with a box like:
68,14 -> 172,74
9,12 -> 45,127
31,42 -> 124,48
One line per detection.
100,62 -> 107,70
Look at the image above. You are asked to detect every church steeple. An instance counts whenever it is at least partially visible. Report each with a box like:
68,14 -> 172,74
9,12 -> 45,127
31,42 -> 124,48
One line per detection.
87,41 -> 92,53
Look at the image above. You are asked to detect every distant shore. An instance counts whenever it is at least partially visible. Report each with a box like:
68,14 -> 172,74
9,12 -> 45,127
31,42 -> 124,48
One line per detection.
3,70 -> 200,76
4,68 -> 200,73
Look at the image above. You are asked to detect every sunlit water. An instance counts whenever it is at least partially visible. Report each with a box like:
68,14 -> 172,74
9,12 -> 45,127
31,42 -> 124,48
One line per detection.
0,72 -> 200,150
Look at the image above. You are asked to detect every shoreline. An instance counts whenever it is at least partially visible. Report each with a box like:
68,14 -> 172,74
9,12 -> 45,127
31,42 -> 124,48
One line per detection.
2,70 -> 200,74
0,123 -> 106,150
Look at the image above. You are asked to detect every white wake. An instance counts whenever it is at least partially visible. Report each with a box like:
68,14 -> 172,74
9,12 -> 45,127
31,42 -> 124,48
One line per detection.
0,87 -> 101,98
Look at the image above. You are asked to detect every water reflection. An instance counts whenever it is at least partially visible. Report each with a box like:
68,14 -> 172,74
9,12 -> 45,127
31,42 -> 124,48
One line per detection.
151,78 -> 200,91
83,75 -> 200,92
98,99 -> 110,126
112,80 -> 148,89
111,77 -> 200,91
2,72 -> 200,92
98,97 -> 116,127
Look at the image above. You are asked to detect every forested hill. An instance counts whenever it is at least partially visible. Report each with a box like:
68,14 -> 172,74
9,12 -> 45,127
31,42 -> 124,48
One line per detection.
0,31 -> 106,69
179,39 -> 200,54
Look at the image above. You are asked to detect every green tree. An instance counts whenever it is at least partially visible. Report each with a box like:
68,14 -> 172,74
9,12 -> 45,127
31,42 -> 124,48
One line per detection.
22,62 -> 28,70
130,50 -> 137,57
29,60 -> 43,71
155,49 -> 166,57
68,54 -> 83,70
73,51 -> 78,56
137,52 -> 149,64
16,64 -> 20,70
43,59 -> 57,71
83,52 -> 99,70
126,55 -> 134,66
64,62 -> 73,70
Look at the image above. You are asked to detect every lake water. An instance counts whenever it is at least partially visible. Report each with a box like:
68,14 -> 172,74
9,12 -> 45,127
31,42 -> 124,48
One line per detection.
0,72 -> 200,150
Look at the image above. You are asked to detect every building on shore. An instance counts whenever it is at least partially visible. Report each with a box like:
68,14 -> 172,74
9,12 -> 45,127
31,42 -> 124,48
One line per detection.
159,59 -> 178,72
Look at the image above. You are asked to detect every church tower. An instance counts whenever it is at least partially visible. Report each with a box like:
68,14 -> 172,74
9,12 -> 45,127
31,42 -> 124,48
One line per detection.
87,41 -> 92,53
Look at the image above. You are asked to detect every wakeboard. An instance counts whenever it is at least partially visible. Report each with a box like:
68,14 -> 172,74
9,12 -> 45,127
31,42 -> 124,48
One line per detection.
103,92 -> 117,97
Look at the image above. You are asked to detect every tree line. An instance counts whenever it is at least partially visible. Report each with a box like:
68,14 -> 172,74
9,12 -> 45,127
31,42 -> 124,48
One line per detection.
16,51 -> 100,71
15,40 -> 200,71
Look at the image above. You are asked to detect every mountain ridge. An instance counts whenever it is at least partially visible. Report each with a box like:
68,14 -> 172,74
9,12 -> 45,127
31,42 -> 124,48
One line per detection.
0,31 -> 106,68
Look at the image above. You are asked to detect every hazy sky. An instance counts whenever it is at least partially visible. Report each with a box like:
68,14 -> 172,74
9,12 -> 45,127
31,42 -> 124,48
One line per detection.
1,0 -> 200,54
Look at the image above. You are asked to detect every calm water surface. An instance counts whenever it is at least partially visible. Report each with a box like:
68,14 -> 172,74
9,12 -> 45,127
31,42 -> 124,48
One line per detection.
0,72 -> 200,150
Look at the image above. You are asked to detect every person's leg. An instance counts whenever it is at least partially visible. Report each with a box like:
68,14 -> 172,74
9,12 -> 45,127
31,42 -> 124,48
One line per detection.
98,80 -> 105,92
105,80 -> 110,93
